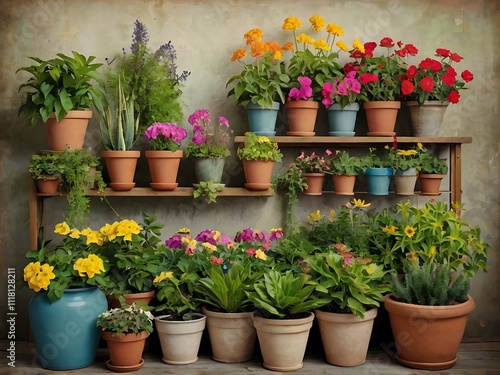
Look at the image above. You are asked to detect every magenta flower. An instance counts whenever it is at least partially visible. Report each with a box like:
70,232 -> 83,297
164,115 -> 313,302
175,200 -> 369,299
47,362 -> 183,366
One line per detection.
288,76 -> 313,101
165,234 -> 183,249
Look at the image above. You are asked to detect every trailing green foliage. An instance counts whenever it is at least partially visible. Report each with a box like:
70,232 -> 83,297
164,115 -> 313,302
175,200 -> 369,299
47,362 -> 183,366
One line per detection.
193,180 -> 224,204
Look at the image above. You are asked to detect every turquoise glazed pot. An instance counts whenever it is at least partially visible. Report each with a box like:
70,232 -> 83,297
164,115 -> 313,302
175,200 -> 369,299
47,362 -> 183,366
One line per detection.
245,101 -> 280,136
365,167 -> 393,195
193,157 -> 225,183
29,287 -> 107,370
327,102 -> 359,136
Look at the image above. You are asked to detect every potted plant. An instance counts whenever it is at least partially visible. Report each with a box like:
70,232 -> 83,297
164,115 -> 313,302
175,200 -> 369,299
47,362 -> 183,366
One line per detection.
97,76 -> 141,191
293,150 -> 331,195
144,121 -> 187,191
354,37 -> 419,135
379,200 -> 489,370
403,47 -> 474,136
305,244 -> 390,366
327,149 -> 365,195
321,69 -> 364,136
23,221 -> 110,370
17,51 -> 104,151
360,147 -> 393,195
387,142 -> 424,195
185,108 -> 232,192
28,153 -> 65,194
226,28 -> 289,135
97,302 -> 154,372
237,132 -> 283,191
246,269 -> 331,371
105,19 -> 189,132
285,76 -> 320,136
418,145 -> 449,195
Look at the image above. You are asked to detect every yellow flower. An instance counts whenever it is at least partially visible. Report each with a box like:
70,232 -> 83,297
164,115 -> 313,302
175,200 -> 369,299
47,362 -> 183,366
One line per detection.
271,227 -> 283,233
404,226 -> 416,238
80,227 -> 94,238
336,40 -> 348,52
297,33 -> 314,45
272,50 -> 282,60
177,228 -> 191,234
153,271 -> 173,284
382,225 -> 397,234
307,209 -> 323,223
328,209 -> 336,223
353,38 -> 365,53
54,222 -> 70,235
231,48 -> 246,61
429,246 -> 437,257
313,39 -> 330,51
24,262 -> 55,292
417,142 -> 423,150
202,242 -> 217,252
116,219 -> 142,241
326,23 -> 344,36
406,252 -> 419,262
69,228 -> 81,239
255,249 -> 267,260
397,149 -> 418,156
282,16 -> 302,31
309,15 -> 325,32
85,230 -> 103,245
365,264 -> 377,275
73,254 -> 105,278
353,198 -> 371,208
100,222 -> 119,241
258,136 -> 270,144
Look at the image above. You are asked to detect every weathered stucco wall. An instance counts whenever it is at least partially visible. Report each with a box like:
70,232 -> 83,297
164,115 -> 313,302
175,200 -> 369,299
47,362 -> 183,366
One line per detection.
0,0 -> 498,342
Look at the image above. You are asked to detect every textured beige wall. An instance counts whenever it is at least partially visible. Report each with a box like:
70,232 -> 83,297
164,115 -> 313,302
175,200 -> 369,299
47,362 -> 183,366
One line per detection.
0,0 -> 498,342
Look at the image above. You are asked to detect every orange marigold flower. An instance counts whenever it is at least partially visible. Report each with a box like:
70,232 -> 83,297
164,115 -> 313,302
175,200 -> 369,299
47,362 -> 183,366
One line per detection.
231,48 -> 246,61
244,28 -> 263,44
326,23 -> 344,36
282,16 -> 302,30
297,33 -> 314,45
250,41 -> 267,57
309,15 -> 325,32
282,42 -> 294,51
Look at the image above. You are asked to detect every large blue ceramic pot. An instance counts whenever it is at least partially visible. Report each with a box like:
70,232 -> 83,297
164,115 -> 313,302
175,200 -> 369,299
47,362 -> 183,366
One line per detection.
245,101 -> 280,136
327,102 -> 359,136
29,287 -> 107,370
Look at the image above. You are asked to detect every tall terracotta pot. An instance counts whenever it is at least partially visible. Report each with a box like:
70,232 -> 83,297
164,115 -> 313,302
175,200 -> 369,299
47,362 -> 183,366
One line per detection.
101,150 -> 140,191
102,330 -> 148,371
384,293 -> 475,370
303,173 -> 325,195
242,159 -> 274,191
363,101 -> 401,136
252,312 -> 314,371
145,150 -> 183,191
154,313 -> 207,365
332,174 -> 356,195
202,307 -> 256,363
285,100 -> 320,136
315,308 -> 378,367
407,100 -> 449,137
418,173 -> 444,195
45,110 -> 92,151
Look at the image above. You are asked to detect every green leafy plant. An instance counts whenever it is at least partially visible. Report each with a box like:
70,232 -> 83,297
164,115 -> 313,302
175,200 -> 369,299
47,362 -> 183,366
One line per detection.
98,76 -> 140,151
236,132 -> 283,162
391,262 -> 470,306
195,263 -> 260,313
359,147 -> 391,170
17,51 -> 104,125
29,153 -> 65,180
387,143 -> 424,172
246,269 -> 330,319
106,20 -> 189,131
226,28 -> 289,108
193,180 -> 224,204
306,249 -> 390,318
97,302 -> 154,335
419,147 -> 449,174
328,150 -> 365,175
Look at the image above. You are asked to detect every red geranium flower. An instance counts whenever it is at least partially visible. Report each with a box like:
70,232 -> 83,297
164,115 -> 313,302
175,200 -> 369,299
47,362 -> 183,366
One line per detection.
420,77 -> 435,93
401,80 -> 415,95
442,74 -> 456,86
461,70 -> 474,82
448,91 -> 460,103
435,48 -> 451,57
380,37 -> 394,48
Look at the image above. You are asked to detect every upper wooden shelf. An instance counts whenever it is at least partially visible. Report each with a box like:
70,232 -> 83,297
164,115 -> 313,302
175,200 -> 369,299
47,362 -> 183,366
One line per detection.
38,187 -> 274,198
234,136 -> 472,145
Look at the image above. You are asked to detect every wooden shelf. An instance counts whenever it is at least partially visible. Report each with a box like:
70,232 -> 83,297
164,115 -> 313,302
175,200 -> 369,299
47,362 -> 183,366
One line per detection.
234,136 -> 472,146
37,187 -> 275,197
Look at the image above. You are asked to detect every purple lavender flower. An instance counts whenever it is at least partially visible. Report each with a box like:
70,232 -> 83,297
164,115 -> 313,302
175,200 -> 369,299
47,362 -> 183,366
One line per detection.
131,20 -> 149,54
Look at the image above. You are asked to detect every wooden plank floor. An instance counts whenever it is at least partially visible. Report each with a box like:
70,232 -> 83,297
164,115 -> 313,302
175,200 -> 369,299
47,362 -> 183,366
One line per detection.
1,341 -> 499,374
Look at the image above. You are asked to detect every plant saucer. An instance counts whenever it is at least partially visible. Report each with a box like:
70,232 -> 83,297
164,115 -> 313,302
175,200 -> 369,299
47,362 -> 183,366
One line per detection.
244,182 -> 271,191
109,182 -> 136,191
150,182 -> 178,191
106,358 -> 144,372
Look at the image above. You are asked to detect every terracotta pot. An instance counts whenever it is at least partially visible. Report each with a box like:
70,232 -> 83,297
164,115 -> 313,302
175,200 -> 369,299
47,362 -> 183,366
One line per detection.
145,150 -> 183,191
154,313 -> 207,365
315,308 -> 378,367
332,174 -> 356,195
363,101 -> 401,136
36,176 -> 63,194
418,173 -> 444,195
285,100 -> 320,136
202,307 -> 256,363
303,173 -> 325,195
252,312 -> 314,371
102,330 -> 148,369
242,159 -> 274,191
101,150 -> 140,191
407,100 -> 449,137
45,110 -> 92,151
108,291 -> 155,309
384,293 -> 475,370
